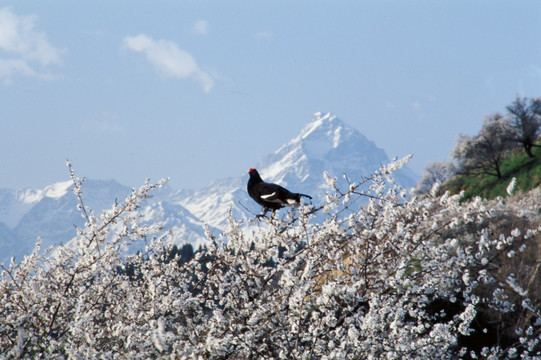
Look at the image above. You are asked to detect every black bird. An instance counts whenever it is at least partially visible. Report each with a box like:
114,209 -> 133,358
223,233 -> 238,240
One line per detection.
247,168 -> 312,215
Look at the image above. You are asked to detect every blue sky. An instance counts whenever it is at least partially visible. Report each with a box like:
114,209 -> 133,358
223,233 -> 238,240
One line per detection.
1,1 -> 540,190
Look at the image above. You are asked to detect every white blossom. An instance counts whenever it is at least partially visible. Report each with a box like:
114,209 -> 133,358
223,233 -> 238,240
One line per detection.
506,177 -> 517,195
1,160 -> 540,359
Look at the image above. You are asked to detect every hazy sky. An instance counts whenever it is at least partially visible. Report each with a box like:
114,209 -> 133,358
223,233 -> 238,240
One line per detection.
1,1 -> 540,190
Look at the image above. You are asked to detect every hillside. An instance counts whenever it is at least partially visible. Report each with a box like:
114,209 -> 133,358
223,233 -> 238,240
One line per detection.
443,146 -> 541,201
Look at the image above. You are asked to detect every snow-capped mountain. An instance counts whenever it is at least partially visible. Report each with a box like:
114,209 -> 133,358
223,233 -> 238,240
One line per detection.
0,179 -> 215,264
0,181 -> 80,261
0,112 -> 417,264
177,112 -> 417,229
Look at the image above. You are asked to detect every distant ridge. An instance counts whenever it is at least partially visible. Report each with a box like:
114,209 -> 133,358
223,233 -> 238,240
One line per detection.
0,112 -> 417,263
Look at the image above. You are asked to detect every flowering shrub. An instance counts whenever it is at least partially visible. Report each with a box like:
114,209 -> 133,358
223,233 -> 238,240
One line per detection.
1,159 -> 540,359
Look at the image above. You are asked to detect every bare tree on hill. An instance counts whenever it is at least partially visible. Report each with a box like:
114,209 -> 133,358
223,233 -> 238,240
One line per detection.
506,96 -> 541,157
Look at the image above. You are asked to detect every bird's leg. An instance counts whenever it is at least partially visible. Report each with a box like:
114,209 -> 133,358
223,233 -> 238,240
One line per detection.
256,208 -> 270,219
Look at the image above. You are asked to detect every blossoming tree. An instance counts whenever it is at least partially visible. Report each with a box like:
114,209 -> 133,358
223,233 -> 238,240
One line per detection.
1,159 -> 540,359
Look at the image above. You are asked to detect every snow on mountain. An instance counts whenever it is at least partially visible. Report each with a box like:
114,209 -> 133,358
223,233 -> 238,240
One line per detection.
174,177 -> 252,230
0,112 -> 418,263
0,179 -> 215,264
257,112 -> 415,196
178,112 -> 417,229
0,181 -> 71,228
139,200 -> 214,249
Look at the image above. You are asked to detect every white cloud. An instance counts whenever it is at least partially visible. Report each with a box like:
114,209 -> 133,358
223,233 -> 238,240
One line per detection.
193,20 -> 208,35
0,58 -> 55,84
123,34 -> 214,93
0,7 -> 63,83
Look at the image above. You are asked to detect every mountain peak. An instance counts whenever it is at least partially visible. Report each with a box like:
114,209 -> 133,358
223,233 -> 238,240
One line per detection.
259,112 -> 389,186
293,112 -> 357,159
298,112 -> 340,140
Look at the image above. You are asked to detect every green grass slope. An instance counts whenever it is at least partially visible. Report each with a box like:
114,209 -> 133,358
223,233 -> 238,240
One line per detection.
443,146 -> 541,201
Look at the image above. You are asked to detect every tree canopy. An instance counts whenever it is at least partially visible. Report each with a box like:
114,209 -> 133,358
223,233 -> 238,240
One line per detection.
452,113 -> 514,178
1,160 -> 540,359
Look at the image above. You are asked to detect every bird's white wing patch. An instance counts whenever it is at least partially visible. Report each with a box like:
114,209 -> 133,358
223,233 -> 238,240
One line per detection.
286,198 -> 297,205
260,192 -> 276,200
